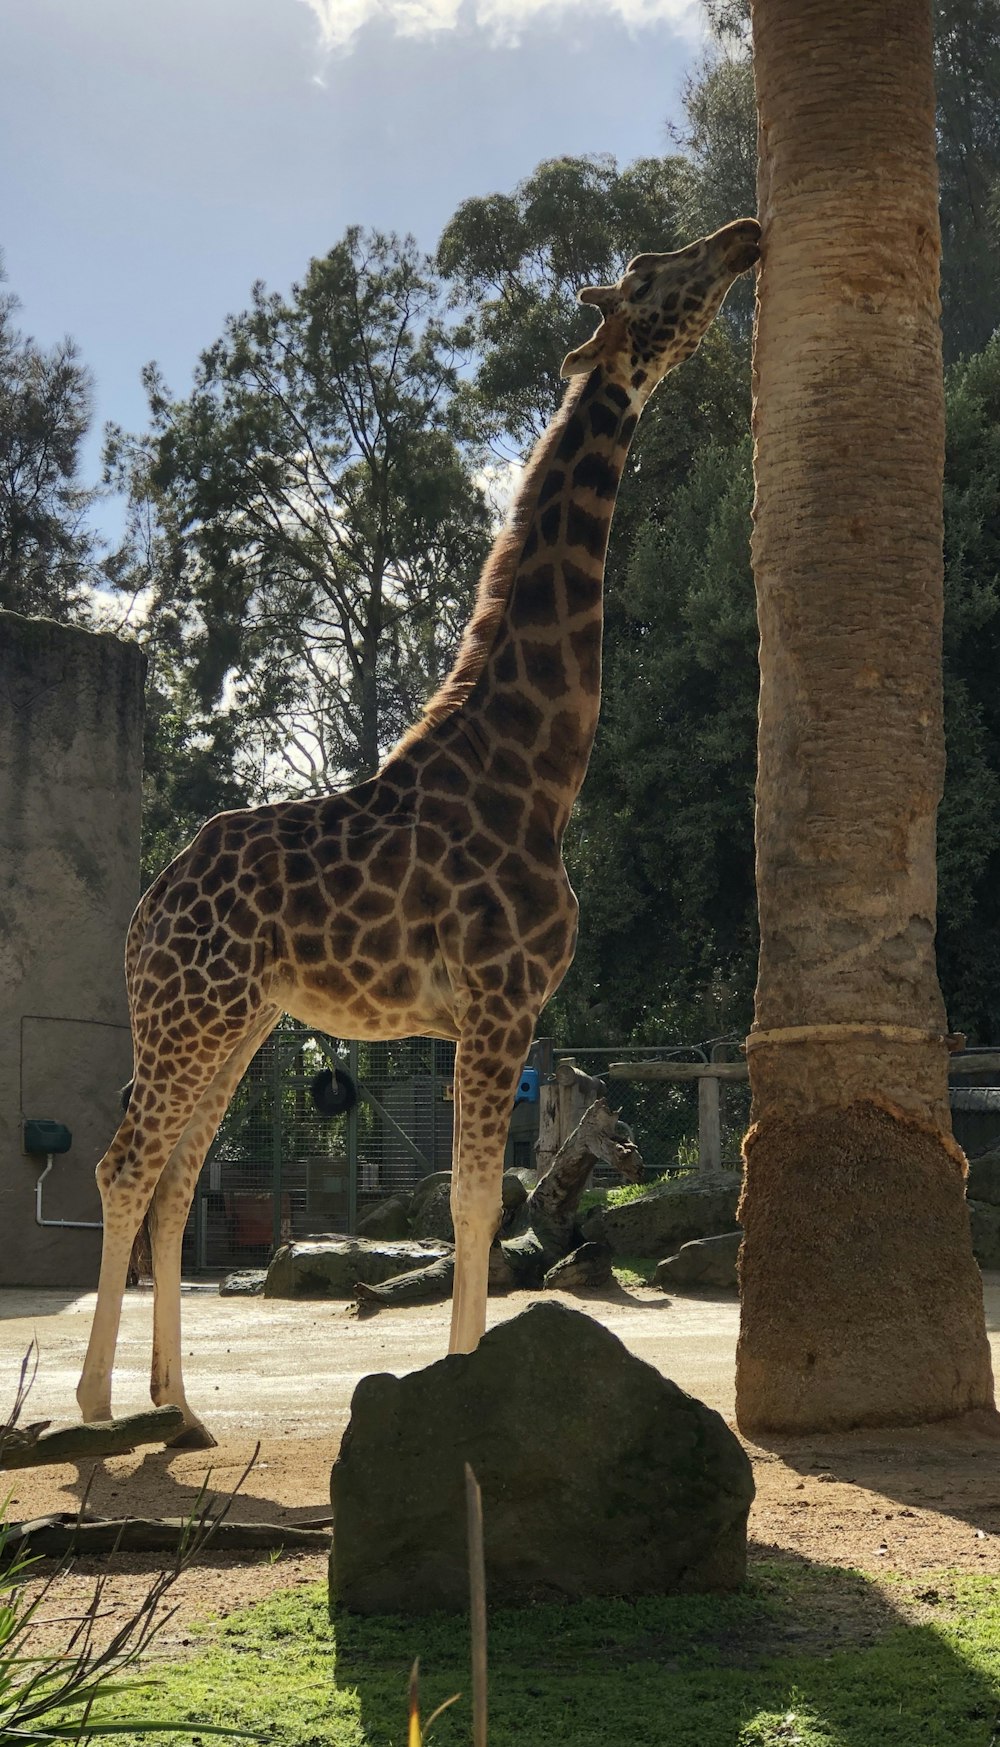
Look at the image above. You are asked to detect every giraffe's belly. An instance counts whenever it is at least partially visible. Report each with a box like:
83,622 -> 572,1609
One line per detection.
277,961 -> 461,1044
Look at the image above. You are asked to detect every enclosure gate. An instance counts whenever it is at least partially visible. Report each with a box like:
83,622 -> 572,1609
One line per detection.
187,1022 -> 457,1274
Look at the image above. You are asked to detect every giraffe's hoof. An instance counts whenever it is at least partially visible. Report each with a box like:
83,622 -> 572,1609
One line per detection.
166,1422 -> 217,1451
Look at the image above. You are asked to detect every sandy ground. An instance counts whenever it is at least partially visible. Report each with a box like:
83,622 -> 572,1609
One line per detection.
3,1278 -> 1000,1639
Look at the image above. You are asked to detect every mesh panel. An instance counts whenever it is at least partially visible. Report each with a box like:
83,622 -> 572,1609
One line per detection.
191,1022 -> 457,1272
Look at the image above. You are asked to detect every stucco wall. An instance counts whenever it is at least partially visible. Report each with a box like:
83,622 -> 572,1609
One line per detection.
0,613 -> 145,1286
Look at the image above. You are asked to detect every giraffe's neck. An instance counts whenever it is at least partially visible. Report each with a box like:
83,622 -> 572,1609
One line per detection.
459,367 -> 639,830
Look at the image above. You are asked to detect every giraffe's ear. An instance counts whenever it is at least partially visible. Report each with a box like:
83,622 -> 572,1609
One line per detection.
560,328 -> 607,378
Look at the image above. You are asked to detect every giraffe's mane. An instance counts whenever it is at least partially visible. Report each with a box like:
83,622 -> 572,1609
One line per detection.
392,372 -> 590,756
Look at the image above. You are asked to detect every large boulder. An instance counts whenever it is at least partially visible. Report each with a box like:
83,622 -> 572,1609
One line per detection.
409,1181 -> 455,1241
264,1237 -> 451,1298
356,1197 -> 411,1241
542,1240 -> 614,1290
581,1171 -> 741,1258
968,1201 -> 1000,1270
407,1171 -> 530,1243
653,1231 -> 742,1293
967,1152 -> 1000,1208
330,1301 -> 753,1612
408,1171 -> 452,1218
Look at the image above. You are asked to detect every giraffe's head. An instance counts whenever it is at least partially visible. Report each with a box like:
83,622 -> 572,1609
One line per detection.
561,218 -> 760,394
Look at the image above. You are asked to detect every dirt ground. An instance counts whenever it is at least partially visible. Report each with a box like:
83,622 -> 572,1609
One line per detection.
3,1279 -> 1000,1642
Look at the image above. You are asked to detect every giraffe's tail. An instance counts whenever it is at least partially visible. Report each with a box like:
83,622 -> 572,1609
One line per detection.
119,1078 -> 152,1287
127,1218 -> 152,1288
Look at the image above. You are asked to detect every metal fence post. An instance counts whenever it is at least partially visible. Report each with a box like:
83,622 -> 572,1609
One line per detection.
697,1075 -> 722,1171
347,1039 -> 359,1234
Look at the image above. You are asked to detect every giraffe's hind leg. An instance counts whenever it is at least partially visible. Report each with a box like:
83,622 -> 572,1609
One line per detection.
77,1010 -> 277,1427
145,1012 -> 280,1447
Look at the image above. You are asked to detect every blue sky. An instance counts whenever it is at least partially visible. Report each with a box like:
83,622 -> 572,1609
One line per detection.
3,0 -> 706,502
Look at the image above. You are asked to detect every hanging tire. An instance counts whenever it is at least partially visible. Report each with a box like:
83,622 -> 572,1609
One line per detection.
311,1066 -> 358,1118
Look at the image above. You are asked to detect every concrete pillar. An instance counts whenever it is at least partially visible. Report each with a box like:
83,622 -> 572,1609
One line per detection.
0,613 -> 145,1287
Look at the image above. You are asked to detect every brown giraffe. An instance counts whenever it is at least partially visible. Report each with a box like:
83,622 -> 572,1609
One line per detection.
78,218 -> 760,1445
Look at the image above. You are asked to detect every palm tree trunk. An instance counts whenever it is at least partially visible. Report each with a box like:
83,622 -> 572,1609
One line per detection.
738,0 -> 995,1432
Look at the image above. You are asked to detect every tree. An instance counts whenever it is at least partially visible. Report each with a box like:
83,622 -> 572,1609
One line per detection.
936,335 -> 1000,1036
935,0 -> 1000,359
0,263 -> 98,621
438,155 -> 688,452
111,229 -> 491,793
737,0 -> 994,1432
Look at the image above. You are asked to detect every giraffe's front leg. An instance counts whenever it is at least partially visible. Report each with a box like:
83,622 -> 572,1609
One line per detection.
449,1015 -> 534,1355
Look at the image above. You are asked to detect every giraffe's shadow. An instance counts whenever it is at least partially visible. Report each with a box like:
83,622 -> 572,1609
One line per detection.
53,1447 -> 331,1529
332,1545 -> 1000,1747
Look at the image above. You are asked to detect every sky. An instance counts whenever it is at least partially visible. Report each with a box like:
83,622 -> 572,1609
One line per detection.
2,0 -> 708,515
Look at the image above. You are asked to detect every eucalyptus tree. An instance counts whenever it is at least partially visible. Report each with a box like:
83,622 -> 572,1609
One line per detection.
112,228 -> 491,797
0,268 -> 98,621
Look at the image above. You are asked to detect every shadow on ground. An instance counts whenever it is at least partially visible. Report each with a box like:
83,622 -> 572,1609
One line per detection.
750,1418 -> 1000,1550
332,1545 -> 1000,1747
52,1447 -> 327,1528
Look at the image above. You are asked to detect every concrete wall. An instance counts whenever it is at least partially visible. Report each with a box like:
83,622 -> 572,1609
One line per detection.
0,613 -> 145,1286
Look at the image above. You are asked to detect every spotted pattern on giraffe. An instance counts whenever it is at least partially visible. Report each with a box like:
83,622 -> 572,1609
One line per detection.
78,218 -> 760,1441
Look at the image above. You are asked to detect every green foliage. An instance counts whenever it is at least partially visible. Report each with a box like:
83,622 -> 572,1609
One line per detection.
438,154 -> 688,449
936,335 -> 1000,1038
935,0 -> 1000,360
0,266 -> 99,623
605,1175 -> 683,1207
109,229 -> 490,802
98,1565 -> 1000,1747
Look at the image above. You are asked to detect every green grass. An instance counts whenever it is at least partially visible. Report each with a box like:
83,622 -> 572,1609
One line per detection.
92,1559 -> 1000,1747
611,1255 -> 659,1287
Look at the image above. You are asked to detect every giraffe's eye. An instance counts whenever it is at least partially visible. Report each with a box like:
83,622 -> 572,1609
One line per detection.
632,276 -> 654,301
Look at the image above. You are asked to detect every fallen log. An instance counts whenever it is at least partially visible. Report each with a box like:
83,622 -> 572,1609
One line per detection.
357,1097 -> 642,1309
0,1406 -> 185,1469
0,1513 -> 331,1564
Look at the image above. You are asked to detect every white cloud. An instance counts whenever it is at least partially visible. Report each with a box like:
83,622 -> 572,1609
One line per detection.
299,0 -> 703,55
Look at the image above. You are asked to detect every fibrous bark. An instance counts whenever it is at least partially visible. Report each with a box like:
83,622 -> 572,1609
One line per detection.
739,0 -> 995,1432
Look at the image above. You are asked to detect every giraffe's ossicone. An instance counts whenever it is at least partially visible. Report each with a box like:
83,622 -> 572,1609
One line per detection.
78,219 -> 760,1443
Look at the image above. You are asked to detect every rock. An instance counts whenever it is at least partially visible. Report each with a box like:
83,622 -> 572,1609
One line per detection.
967,1152 -> 1000,1208
330,1301 -> 753,1612
408,1171 -> 452,1217
501,1170 -> 530,1213
542,1241 -> 614,1290
356,1197 -> 411,1240
580,1171 -> 741,1258
968,1201 -> 1000,1270
653,1232 -> 742,1293
409,1182 -> 455,1241
488,1244 -> 516,1289
219,1270 -> 266,1296
408,1171 -> 529,1242
264,1237 -> 451,1298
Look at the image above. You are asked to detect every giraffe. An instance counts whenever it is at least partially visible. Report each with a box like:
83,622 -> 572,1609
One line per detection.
78,218 -> 760,1445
